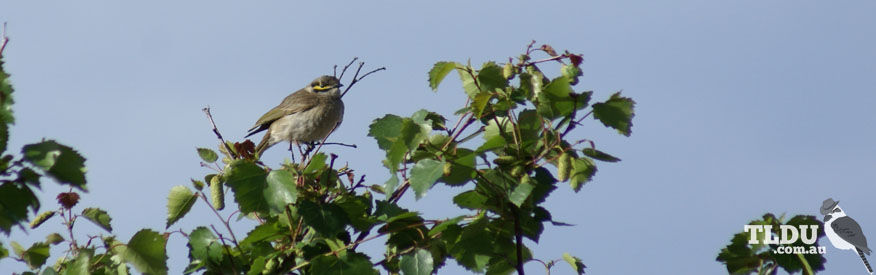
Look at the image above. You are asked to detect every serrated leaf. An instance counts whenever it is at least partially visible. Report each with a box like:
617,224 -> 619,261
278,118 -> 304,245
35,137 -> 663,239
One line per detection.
592,92 -> 635,136
81,207 -> 113,233
582,148 -> 620,162
383,174 -> 399,199
303,153 -> 327,174
299,200 -> 350,236
537,76 -> 576,119
65,249 -> 92,275
165,186 -> 197,229
368,114 -> 430,172
440,148 -> 476,186
187,227 -> 222,267
309,252 -> 379,275
22,140 -> 87,190
196,148 -> 218,163
401,248 -> 434,275
122,229 -> 168,275
224,160 -> 268,214
509,180 -> 534,207
561,64 -> 583,85
0,182 -> 40,234
562,253 -> 586,274
21,242 -> 50,269
29,211 -> 55,229
477,62 -> 508,93
264,170 -> 298,214
428,215 -> 465,236
0,60 -> 16,125
409,159 -> 445,200
456,67 -> 481,98
240,221 -> 286,247
569,157 -> 597,192
428,62 -> 458,91
45,233 -> 64,245
453,191 -> 487,210
471,92 -> 492,118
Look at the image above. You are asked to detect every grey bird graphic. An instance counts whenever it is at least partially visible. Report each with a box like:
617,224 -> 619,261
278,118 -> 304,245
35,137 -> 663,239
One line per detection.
821,198 -> 872,274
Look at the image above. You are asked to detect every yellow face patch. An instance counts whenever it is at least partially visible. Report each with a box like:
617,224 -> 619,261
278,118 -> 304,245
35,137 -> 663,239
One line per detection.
313,85 -> 333,91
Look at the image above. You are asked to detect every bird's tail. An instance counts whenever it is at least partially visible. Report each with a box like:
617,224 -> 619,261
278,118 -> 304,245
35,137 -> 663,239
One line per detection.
254,133 -> 271,158
857,247 -> 873,274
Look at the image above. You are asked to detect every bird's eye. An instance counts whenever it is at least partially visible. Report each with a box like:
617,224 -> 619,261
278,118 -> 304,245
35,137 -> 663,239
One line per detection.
833,208 -> 841,213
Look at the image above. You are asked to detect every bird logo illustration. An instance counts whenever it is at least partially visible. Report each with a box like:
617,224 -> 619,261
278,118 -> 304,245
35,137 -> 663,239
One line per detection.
821,198 -> 872,274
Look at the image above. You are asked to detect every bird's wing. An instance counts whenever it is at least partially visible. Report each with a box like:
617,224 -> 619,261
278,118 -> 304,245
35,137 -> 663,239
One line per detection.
832,216 -> 872,254
245,89 -> 319,137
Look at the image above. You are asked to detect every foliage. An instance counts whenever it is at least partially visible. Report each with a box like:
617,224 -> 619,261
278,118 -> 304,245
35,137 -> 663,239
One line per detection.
717,213 -> 826,275
2,41 -> 635,274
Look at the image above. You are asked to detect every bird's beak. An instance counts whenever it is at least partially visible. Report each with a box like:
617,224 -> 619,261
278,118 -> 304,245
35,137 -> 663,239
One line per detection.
823,215 -> 832,222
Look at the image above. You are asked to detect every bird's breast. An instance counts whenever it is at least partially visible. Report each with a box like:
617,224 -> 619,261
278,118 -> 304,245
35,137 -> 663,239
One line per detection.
269,98 -> 344,143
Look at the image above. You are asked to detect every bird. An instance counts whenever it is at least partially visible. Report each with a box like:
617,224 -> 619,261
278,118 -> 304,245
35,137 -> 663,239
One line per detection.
246,75 -> 344,159
821,198 -> 872,274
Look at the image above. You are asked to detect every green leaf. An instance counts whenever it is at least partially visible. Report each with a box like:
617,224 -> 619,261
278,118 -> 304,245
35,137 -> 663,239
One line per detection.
298,200 -> 350,236
196,148 -> 218,163
309,252 -> 379,275
240,221 -> 285,247
187,226 -> 223,268
264,170 -> 298,214
428,62 -> 458,91
509,181 -> 534,207
65,249 -> 93,275
428,215 -> 465,237
401,248 -> 434,275
190,178 -> 204,191
29,211 -> 55,229
453,191 -> 487,210
409,159 -> 445,200
582,148 -> 620,162
44,233 -> 64,245
537,76 -> 576,120
561,64 -> 583,85
592,92 -> 635,136
471,92 -> 492,118
22,140 -> 87,190
122,229 -> 168,275
224,160 -> 268,214
0,123 -> 7,154
440,148 -> 476,186
384,174 -> 399,199
569,157 -> 597,192
476,62 -> 508,93
303,153 -> 327,174
0,241 -> 7,260
0,60 -> 15,126
81,208 -> 113,233
0,182 -> 39,234
21,242 -> 50,269
368,114 -> 430,172
165,186 -> 197,229
562,253 -> 586,275
457,67 -> 481,98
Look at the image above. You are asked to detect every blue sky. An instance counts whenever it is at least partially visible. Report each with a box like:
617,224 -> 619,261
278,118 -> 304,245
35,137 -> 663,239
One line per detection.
1,1 -> 875,274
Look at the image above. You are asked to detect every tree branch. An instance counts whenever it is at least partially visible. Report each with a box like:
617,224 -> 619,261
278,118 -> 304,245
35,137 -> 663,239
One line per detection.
202,107 -> 237,159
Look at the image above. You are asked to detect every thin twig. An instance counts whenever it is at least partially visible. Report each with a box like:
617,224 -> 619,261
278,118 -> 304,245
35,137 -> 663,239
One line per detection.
202,107 -> 237,159
338,57 -> 358,83
341,63 -> 386,98
210,224 -> 239,275
0,22 -> 8,57
197,191 -> 240,248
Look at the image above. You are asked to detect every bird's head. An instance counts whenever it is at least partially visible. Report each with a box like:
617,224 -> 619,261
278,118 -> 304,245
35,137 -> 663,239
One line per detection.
307,75 -> 343,97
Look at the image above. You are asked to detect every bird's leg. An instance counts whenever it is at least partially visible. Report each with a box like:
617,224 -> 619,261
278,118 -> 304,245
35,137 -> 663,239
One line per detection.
296,141 -> 306,163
